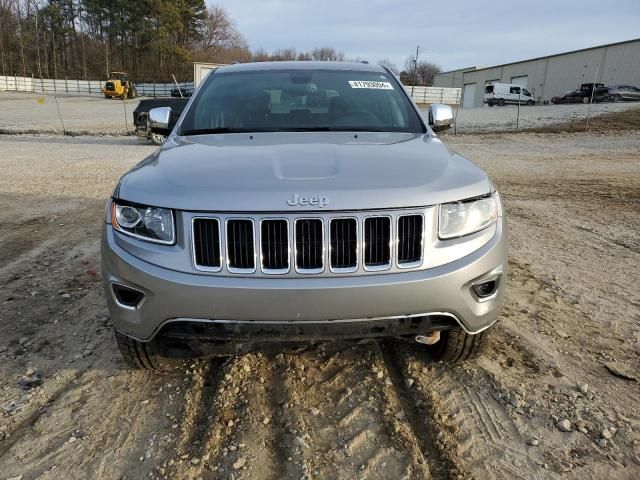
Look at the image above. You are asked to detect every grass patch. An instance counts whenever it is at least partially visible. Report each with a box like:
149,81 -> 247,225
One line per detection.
522,106 -> 640,133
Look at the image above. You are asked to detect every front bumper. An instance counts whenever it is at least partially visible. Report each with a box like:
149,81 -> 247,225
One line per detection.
102,217 -> 507,342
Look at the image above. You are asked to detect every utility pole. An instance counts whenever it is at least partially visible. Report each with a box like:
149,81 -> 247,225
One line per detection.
33,1 -> 42,78
0,10 -> 6,77
76,4 -> 87,80
411,45 -> 420,97
585,63 -> 600,131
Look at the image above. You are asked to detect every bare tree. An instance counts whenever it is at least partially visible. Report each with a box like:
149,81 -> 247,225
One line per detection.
377,58 -> 398,75
198,5 -> 247,55
252,48 -> 270,62
270,48 -> 297,61
311,47 -> 345,61
403,56 -> 441,86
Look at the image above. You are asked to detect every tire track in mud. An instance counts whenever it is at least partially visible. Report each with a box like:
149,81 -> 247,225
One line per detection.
267,354 -> 307,480
379,343 -> 469,480
275,344 -> 428,480
393,338 -> 543,480
175,359 -> 226,461
444,381 -> 532,480
169,354 -> 293,479
167,358 -> 233,479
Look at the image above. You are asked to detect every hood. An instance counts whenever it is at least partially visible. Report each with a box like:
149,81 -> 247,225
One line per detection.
117,132 -> 491,212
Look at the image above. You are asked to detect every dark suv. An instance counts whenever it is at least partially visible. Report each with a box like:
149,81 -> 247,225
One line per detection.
551,83 -> 611,104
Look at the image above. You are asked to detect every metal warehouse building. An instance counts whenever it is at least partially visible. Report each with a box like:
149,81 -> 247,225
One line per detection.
433,38 -> 640,108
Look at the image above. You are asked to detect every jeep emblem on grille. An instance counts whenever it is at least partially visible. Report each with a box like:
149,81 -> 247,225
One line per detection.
287,193 -> 329,208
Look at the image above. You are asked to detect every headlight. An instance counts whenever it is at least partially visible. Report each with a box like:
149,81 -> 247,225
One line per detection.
439,193 -> 499,239
111,201 -> 175,244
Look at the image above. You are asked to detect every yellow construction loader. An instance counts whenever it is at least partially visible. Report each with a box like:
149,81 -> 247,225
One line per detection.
102,72 -> 137,99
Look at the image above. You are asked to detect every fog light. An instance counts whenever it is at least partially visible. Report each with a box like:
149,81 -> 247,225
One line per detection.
471,274 -> 501,301
111,283 -> 145,310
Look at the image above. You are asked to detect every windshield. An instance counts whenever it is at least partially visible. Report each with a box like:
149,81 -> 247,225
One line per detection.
180,68 -> 424,135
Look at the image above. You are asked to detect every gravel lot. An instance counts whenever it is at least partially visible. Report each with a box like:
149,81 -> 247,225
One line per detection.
1,91 -> 639,135
1,131 -> 639,479
0,92 -> 141,134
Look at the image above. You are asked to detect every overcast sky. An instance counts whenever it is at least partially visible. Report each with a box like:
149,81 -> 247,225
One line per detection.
215,0 -> 640,71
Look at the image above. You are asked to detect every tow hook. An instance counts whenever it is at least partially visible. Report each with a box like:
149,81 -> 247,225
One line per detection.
415,331 -> 441,345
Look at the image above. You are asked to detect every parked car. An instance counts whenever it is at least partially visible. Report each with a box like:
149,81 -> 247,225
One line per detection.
551,83 -> 610,104
133,98 -> 189,145
607,84 -> 640,102
171,87 -> 194,98
103,62 -> 507,370
484,82 -> 535,106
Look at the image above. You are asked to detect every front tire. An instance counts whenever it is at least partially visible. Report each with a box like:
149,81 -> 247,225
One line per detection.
150,132 -> 167,145
426,327 -> 488,362
527,100 -> 535,106
497,99 -> 505,106
114,330 -> 178,371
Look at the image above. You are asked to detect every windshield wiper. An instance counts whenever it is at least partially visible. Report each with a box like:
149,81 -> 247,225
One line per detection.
180,127 -> 250,135
181,126 -> 410,135
256,126 -> 399,132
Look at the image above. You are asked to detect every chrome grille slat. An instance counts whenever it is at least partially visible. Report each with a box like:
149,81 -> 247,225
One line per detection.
330,218 -> 357,272
397,214 -> 424,267
261,219 -> 289,273
295,219 -> 324,273
364,216 -> 391,270
192,218 -> 221,271
226,219 -> 255,272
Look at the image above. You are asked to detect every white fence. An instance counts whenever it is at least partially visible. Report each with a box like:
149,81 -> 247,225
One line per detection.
405,86 -> 461,105
1,75 -> 460,104
0,75 -> 192,97
1,75 -> 105,95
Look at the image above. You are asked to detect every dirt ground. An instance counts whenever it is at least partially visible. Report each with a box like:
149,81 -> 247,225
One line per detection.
0,131 -> 639,480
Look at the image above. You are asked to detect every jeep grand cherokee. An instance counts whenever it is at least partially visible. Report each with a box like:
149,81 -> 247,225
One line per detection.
101,62 -> 507,369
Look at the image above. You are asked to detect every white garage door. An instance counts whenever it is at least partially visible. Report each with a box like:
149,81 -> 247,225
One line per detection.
511,76 -> 528,88
462,83 -> 476,109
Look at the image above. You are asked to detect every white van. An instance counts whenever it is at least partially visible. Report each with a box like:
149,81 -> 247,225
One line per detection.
484,83 -> 535,106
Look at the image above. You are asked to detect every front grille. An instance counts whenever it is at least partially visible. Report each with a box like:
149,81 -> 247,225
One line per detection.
193,218 -> 221,270
226,219 -> 255,272
192,209 -> 428,276
397,215 -> 424,266
295,219 -> 323,272
330,218 -> 357,271
364,217 -> 391,270
105,82 -> 115,91
261,219 -> 289,272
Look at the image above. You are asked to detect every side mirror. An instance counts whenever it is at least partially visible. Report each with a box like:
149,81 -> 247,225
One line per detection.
148,107 -> 172,130
428,104 -> 454,132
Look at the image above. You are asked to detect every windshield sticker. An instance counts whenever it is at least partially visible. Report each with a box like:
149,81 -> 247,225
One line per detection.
348,80 -> 393,90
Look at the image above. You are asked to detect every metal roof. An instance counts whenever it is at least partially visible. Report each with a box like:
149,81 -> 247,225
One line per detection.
468,38 -> 640,74
437,66 -> 481,74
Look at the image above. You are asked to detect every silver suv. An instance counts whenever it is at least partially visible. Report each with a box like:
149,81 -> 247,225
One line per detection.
101,62 -> 507,369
